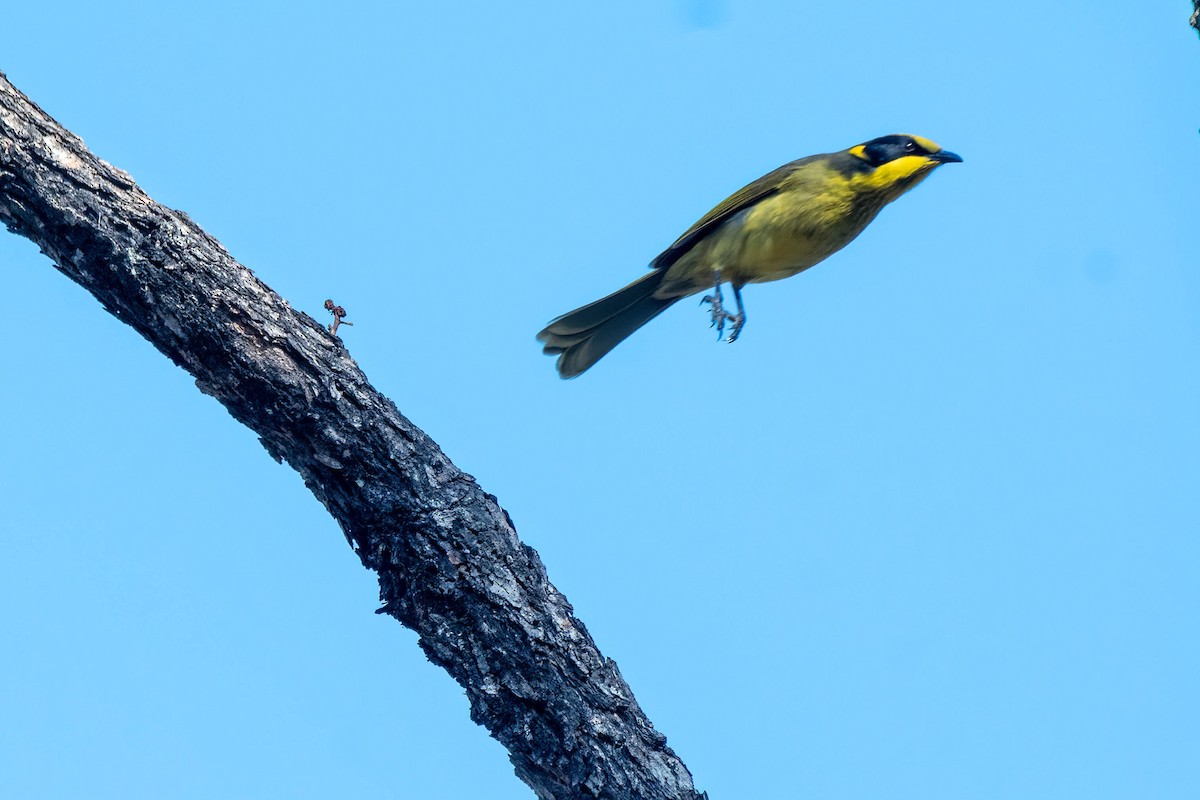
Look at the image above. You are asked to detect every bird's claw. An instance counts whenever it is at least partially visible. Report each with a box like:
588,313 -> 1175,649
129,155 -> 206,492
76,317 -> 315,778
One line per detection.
726,313 -> 745,343
700,278 -> 743,342
700,290 -> 730,339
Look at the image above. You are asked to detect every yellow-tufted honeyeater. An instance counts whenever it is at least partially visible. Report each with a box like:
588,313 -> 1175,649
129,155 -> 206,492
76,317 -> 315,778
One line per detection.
537,134 -> 961,378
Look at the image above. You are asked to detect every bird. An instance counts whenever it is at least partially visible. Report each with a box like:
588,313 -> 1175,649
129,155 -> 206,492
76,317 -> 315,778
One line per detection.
536,133 -> 961,378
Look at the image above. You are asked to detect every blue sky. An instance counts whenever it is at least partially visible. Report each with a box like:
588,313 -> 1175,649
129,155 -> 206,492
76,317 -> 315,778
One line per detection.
2,2 -> 1198,798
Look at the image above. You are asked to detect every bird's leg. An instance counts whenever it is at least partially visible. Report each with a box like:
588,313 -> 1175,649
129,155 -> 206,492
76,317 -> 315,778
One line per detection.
727,283 -> 747,343
700,271 -> 734,340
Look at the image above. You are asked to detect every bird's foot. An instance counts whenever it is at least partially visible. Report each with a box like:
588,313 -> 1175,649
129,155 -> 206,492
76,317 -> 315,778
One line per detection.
700,288 -> 732,340
726,313 -> 745,343
700,294 -> 743,342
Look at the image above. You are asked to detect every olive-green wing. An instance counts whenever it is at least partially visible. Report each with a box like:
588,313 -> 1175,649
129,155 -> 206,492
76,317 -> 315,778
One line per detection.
649,156 -> 816,271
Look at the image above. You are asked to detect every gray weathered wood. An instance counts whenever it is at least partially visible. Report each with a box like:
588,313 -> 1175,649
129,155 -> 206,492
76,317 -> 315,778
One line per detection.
0,71 -> 704,800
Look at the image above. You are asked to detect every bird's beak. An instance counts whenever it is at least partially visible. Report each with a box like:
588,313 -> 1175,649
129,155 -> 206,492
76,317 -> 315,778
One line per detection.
932,149 -> 963,163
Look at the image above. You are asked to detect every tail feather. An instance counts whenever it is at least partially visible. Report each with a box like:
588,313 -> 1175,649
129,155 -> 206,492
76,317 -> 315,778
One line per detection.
538,271 -> 677,378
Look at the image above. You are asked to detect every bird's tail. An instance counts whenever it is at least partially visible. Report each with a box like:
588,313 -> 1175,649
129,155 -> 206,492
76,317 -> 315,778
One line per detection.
537,270 -> 677,378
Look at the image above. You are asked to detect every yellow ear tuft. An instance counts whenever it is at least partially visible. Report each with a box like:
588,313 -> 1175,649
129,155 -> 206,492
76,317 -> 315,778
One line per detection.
862,155 -> 938,195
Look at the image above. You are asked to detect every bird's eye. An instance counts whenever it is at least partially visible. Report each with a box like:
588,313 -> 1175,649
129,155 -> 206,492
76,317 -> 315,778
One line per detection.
904,140 -> 918,153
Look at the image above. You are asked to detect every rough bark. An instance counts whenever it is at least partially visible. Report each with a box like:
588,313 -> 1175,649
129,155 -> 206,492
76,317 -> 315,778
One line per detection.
0,72 -> 704,800
1193,2 -> 1200,36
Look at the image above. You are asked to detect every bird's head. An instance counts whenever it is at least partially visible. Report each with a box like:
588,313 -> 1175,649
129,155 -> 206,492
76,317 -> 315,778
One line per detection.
845,134 -> 961,200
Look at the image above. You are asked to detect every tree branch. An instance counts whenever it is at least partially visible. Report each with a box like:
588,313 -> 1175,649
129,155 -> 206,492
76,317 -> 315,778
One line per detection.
0,72 -> 703,800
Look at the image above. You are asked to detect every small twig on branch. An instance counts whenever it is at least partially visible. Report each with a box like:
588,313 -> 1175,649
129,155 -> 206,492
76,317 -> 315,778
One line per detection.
324,298 -> 353,336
